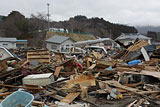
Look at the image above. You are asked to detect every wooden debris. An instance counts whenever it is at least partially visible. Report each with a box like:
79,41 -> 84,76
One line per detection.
27,50 -> 50,63
0,84 -> 46,90
103,80 -> 140,94
122,40 -> 148,59
60,92 -> 80,104
0,92 -> 12,97
134,98 -> 145,107
86,57 -> 93,68
92,52 -> 102,59
54,66 -> 62,78
67,73 -> 96,88
96,59 -> 115,68
1,40 -> 160,107
140,70 -> 160,79
127,100 -> 137,107
0,60 -> 8,72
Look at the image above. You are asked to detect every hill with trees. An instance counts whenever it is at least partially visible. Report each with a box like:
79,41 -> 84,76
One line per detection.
51,15 -> 138,39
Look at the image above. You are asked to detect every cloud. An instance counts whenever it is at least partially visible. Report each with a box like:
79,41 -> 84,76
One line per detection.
0,0 -> 160,26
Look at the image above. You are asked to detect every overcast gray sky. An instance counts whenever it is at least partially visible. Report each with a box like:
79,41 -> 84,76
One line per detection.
1,0 -> 160,26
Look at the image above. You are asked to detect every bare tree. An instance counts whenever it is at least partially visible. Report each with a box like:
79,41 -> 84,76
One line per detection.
28,13 -> 48,48
29,12 -> 48,32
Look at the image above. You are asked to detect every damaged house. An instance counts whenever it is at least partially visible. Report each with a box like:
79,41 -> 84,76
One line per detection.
46,35 -> 75,52
116,33 -> 152,45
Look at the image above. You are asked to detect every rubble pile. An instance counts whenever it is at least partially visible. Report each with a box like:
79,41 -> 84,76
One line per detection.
0,40 -> 160,107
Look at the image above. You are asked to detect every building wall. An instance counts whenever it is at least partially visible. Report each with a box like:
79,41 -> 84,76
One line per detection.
60,39 -> 74,53
61,39 -> 74,46
0,42 -> 16,49
46,43 -> 60,51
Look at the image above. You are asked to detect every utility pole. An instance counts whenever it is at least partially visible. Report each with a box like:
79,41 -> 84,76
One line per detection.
47,3 -> 50,31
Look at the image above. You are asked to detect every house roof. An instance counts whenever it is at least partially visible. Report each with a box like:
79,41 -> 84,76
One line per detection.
116,33 -> 152,40
0,37 -> 17,42
46,35 -> 71,44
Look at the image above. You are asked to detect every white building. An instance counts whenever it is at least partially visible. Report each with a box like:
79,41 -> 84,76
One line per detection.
116,33 -> 152,45
49,28 -> 69,33
46,35 -> 75,52
0,37 -> 17,49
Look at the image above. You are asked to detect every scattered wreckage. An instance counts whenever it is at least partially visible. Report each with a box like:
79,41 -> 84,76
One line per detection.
0,40 -> 160,107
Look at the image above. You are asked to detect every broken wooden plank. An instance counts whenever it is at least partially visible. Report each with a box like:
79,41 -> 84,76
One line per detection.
32,100 -> 44,105
96,89 -> 109,94
141,70 -> 160,79
54,66 -> 62,78
128,40 -> 148,52
60,92 -> 80,104
123,82 -> 142,88
134,98 -> 145,107
138,91 -> 160,95
88,63 -> 96,69
99,80 -> 140,94
5,74 -> 24,83
127,100 -> 137,107
96,59 -> 115,68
